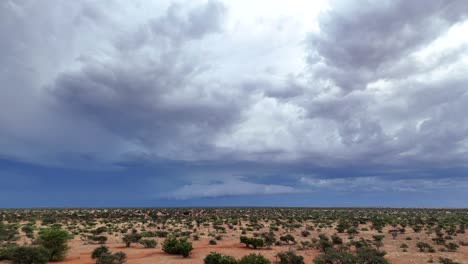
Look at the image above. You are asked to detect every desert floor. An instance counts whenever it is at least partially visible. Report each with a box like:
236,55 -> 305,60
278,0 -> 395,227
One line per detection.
7,225 -> 464,264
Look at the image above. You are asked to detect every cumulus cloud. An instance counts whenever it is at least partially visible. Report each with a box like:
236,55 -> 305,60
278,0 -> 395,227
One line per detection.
166,178 -> 298,199
1,0 -> 468,176
307,0 -> 468,91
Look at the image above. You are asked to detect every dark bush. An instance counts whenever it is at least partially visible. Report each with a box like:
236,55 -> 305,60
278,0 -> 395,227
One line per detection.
140,239 -> 157,248
122,233 -> 142,247
238,253 -> 270,264
276,251 -> 304,264
204,252 -> 237,264
91,245 -> 110,261
95,252 -> 126,264
162,236 -> 193,258
11,246 -> 49,264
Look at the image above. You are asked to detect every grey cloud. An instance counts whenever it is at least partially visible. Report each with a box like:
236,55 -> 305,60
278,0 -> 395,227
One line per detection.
300,175 -> 468,193
307,0 -> 468,91
49,0 -> 244,160
151,0 -> 226,42
2,0 -> 468,172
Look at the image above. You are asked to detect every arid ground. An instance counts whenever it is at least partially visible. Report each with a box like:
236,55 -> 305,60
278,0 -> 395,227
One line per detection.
1,208 -> 467,263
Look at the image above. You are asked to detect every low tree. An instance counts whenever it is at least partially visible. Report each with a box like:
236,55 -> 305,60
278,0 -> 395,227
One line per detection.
37,228 -> 71,261
122,234 -> 142,247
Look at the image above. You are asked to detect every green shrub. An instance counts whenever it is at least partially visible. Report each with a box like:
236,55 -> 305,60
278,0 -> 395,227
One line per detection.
91,245 -> 109,260
11,246 -> 49,264
140,239 -> 157,248
445,242 -> 459,252
0,244 -> 17,261
91,235 -> 108,244
240,236 -> 265,249
438,257 -> 461,264
238,253 -> 270,264
122,233 -> 142,247
204,252 -> 237,264
95,252 -> 126,264
37,228 -> 70,261
276,251 -> 304,264
162,236 -> 193,258
313,249 -> 355,264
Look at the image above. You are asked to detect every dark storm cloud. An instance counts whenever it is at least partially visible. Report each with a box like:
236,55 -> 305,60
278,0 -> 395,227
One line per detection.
47,0 -> 245,160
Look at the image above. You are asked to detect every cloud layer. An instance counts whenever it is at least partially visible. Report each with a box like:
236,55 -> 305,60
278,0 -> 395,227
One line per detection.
1,0 -> 468,204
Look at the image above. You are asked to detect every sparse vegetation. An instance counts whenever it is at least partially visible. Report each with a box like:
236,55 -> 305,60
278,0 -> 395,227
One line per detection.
0,207 -> 466,263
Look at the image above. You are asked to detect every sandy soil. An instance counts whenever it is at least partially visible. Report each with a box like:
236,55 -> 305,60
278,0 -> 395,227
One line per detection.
71,224 -> 468,264
2,221 -> 467,264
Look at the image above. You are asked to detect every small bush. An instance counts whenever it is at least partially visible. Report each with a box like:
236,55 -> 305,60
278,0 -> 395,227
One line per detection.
276,251 -> 304,264
204,252 -> 237,264
140,239 -> 157,248
95,252 -> 126,264
439,257 -> 461,264
11,246 -> 49,264
238,253 -> 270,264
91,245 -> 110,260
162,236 -> 193,258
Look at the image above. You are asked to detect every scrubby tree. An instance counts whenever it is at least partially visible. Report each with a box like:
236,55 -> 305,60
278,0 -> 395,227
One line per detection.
122,233 -> 142,247
37,228 -> 71,261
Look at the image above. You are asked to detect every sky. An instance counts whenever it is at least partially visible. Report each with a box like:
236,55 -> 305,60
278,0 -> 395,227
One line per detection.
1,0 -> 468,208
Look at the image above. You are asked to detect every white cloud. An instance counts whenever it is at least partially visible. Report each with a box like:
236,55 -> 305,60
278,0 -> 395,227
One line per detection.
167,178 -> 298,199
